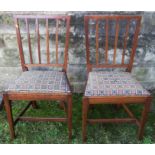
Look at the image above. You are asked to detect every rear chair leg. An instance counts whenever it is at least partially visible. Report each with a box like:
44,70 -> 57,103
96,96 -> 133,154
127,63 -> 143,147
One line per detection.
3,94 -> 15,140
82,98 -> 89,143
67,95 -> 72,141
59,101 -> 67,113
138,97 -> 151,140
30,101 -> 38,109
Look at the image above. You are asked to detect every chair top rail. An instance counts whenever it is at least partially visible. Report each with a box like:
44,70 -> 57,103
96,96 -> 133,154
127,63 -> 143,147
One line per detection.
14,15 -> 70,19
85,15 -> 141,20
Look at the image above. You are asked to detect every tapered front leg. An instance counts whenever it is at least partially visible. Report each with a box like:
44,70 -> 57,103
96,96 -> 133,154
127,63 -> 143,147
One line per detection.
138,97 -> 152,140
3,94 -> 15,140
82,97 -> 89,143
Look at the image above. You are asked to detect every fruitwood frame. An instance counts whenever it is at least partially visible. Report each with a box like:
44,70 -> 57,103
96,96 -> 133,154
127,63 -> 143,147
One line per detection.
82,15 -> 152,142
3,15 -> 72,141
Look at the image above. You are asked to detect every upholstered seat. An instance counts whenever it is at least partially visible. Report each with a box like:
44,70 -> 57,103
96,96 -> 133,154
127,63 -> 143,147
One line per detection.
6,70 -> 71,93
85,71 -> 150,97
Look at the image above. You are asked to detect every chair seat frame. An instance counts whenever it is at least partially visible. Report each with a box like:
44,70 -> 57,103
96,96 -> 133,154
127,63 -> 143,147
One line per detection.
82,95 -> 151,142
4,92 -> 72,140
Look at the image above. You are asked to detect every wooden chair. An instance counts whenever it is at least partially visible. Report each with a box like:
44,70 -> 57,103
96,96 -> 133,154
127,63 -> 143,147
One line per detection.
82,15 -> 152,142
3,15 -> 72,140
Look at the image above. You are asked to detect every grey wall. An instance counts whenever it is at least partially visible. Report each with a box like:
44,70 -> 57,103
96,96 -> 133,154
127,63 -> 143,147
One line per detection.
0,11 -> 155,93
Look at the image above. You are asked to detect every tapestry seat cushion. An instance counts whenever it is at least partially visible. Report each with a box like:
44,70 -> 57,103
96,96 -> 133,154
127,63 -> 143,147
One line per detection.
6,71 -> 71,93
85,71 -> 150,97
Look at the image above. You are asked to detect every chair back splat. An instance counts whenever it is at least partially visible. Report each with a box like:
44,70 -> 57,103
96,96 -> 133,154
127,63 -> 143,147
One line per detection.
84,15 -> 142,73
14,15 -> 70,72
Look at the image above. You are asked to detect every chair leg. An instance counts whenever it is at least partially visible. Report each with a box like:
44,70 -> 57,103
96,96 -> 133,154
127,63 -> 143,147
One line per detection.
59,101 -> 67,113
30,101 -> 38,109
138,97 -> 151,140
82,98 -> 89,143
3,94 -> 15,140
67,95 -> 72,141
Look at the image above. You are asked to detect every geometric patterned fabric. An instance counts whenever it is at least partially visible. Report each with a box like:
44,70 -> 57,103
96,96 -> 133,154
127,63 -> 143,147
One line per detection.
85,71 -> 150,96
6,71 -> 71,93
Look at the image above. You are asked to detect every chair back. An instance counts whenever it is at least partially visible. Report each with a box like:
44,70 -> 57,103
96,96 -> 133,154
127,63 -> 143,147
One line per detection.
14,15 -> 70,71
84,15 -> 141,73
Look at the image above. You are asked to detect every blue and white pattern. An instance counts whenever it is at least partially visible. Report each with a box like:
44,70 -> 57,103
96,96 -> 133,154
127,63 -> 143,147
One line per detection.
6,71 -> 71,93
85,71 -> 150,96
